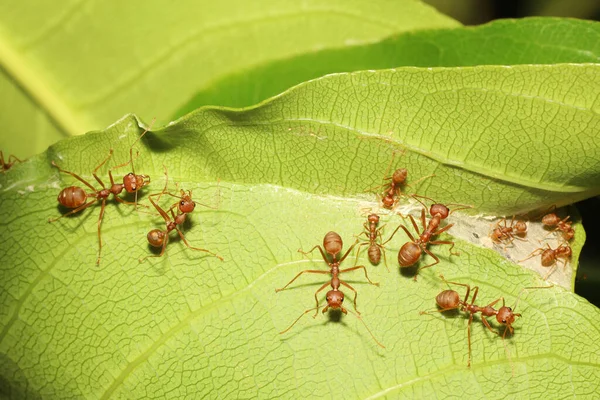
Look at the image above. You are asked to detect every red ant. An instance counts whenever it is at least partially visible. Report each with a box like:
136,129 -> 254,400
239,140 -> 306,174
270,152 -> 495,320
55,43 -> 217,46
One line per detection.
542,213 -> 574,242
139,169 -> 223,263
354,213 -> 394,271
519,243 -> 572,280
48,138 -> 152,264
1,151 -> 22,172
276,231 -> 384,348
420,275 -> 551,367
387,203 -> 460,280
366,152 -> 434,209
490,216 -> 528,246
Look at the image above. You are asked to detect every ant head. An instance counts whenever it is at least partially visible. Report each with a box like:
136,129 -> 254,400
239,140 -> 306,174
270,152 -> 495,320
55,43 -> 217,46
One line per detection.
178,191 -> 195,213
496,306 -> 519,330
430,204 -> 449,219
323,231 -> 343,258
382,196 -> 395,209
123,173 -> 150,193
557,245 -> 572,257
562,229 -> 575,241
367,214 -> 380,224
490,228 -> 503,242
392,168 -> 408,184
147,229 -> 165,247
325,290 -> 344,309
515,220 -> 527,233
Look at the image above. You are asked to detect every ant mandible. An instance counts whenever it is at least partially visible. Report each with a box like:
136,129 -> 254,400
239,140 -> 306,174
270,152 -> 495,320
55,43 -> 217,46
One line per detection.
420,275 -> 551,367
275,231 -> 384,348
48,121 -> 153,264
139,168 -> 223,263
519,243 -> 572,280
1,151 -> 22,172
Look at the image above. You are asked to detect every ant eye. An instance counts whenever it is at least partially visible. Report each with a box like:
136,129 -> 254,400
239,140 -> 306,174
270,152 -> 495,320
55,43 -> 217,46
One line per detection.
193,202 -> 196,206
502,319 -> 506,323
180,201 -> 184,205
508,307 -> 512,311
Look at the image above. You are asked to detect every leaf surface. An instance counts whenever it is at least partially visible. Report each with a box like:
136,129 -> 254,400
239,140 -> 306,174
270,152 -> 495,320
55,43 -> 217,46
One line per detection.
0,0 -> 456,157
0,84 -> 597,397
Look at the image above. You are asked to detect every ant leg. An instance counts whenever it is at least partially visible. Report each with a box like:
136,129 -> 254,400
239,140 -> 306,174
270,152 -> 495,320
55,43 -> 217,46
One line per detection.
353,242 -> 368,267
175,227 -> 224,261
338,240 -> 358,263
8,154 -> 22,163
279,307 -> 319,334
339,280 -> 361,314
384,223 -> 416,244
481,317 -> 501,336
485,297 -> 502,309
51,161 -> 97,192
431,223 -> 455,237
95,199 -> 106,265
518,247 -> 545,263
48,199 -> 97,222
340,265 -> 379,286
543,263 -> 558,280
379,244 -> 390,272
113,195 -> 149,208
414,248 -> 441,280
404,173 -> 435,190
419,305 -> 459,315
275,270 -> 329,292
429,239 -> 459,257
470,286 -> 480,305
419,209 -> 427,232
91,150 -> 115,188
467,313 -> 474,367
298,245 -> 329,264
312,282 -> 330,317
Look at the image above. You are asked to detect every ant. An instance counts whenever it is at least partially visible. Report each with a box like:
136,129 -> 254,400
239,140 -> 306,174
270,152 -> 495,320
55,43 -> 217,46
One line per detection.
490,216 -> 528,246
420,275 -> 551,367
1,151 -> 22,172
48,132 -> 152,264
275,231 -> 384,348
542,213 -> 574,242
354,213 -> 393,271
139,169 -> 223,263
366,151 -> 434,209
387,203 -> 460,280
519,243 -> 572,280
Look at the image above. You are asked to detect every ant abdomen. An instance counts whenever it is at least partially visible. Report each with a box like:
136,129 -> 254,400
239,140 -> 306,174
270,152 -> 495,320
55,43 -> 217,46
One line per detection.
392,168 -> 408,184
542,213 -> 560,226
323,231 -> 343,257
368,245 -> 381,265
147,229 -> 166,247
398,242 -> 421,267
436,289 -> 460,308
57,186 -> 87,208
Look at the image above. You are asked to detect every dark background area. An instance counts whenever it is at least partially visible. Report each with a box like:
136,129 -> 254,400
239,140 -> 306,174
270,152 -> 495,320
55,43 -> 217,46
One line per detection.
424,0 -> 600,306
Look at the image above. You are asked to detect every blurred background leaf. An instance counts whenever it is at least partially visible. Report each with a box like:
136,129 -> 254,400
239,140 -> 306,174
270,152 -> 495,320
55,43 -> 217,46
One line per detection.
0,0 -> 457,158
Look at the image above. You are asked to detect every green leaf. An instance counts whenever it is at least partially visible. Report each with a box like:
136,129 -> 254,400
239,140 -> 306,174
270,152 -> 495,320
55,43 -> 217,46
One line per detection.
1,61 -> 598,399
176,17 -> 600,114
0,0 -> 457,158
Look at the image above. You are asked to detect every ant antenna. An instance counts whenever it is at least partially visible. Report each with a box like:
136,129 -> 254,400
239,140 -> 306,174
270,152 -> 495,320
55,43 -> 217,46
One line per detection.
131,117 -> 157,207
512,285 -> 553,312
346,309 -> 385,348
